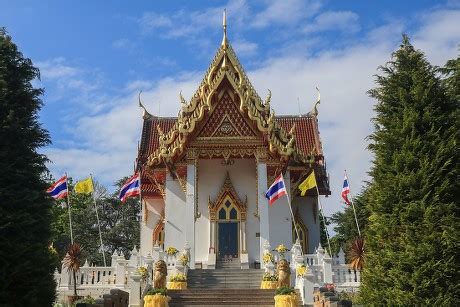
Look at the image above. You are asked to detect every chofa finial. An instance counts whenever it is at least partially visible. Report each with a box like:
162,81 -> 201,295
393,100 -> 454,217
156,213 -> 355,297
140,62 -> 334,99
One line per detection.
221,9 -> 227,48
138,90 -> 153,120
306,87 -> 321,117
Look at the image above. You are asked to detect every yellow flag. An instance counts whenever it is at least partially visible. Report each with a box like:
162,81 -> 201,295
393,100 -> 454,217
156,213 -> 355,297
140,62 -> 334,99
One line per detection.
298,171 -> 317,196
74,177 -> 94,194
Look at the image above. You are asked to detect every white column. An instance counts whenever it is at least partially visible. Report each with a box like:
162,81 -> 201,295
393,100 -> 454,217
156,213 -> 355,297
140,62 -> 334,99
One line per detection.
164,172 -> 186,251
241,221 -> 247,252
257,161 -> 269,268
185,158 -> 196,269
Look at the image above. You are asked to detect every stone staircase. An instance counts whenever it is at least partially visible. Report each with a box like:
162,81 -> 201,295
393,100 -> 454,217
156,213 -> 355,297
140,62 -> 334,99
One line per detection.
169,267 -> 276,306
168,289 -> 275,306
187,268 -> 264,289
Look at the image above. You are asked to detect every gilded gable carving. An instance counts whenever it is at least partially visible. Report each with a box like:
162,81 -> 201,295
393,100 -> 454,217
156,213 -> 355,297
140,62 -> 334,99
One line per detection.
196,91 -> 257,138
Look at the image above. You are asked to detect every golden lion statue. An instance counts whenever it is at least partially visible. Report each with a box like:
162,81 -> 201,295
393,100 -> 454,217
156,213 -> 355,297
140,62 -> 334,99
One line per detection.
153,260 -> 167,289
277,259 -> 291,288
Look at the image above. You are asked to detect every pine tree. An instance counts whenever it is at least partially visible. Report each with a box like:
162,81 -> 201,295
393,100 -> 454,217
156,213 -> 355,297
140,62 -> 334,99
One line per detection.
0,29 -> 56,305
360,35 -> 459,305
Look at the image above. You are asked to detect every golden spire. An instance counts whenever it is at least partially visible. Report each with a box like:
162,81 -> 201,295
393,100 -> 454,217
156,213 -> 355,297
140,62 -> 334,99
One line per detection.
221,9 -> 227,48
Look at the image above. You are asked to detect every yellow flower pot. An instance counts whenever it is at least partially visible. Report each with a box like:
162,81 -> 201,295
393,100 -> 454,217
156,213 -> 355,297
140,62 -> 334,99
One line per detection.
260,280 -> 278,289
274,293 -> 300,307
144,294 -> 171,307
167,281 -> 187,289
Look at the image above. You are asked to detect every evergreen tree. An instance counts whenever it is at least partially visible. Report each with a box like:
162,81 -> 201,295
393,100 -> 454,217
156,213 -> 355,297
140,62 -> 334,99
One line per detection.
360,35 -> 459,305
0,29 -> 56,305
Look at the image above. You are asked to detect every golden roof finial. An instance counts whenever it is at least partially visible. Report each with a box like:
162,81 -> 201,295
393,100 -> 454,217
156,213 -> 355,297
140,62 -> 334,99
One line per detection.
310,86 -> 321,116
221,8 -> 227,49
138,90 -> 153,120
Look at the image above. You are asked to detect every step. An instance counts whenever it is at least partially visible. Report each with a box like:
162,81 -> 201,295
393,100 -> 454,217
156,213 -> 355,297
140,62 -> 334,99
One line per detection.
168,289 -> 276,306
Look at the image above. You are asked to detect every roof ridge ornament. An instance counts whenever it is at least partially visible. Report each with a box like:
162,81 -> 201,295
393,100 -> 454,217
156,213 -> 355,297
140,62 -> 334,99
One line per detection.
221,8 -> 227,49
309,86 -> 321,117
138,90 -> 153,120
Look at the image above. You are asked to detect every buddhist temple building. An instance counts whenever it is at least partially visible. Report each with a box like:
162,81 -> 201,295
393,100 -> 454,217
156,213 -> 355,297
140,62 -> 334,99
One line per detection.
136,15 -> 330,269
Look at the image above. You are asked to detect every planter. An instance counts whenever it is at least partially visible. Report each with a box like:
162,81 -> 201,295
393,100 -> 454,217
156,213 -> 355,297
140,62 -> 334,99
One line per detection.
167,281 -> 187,289
260,281 -> 278,289
144,294 -> 171,307
274,294 -> 300,307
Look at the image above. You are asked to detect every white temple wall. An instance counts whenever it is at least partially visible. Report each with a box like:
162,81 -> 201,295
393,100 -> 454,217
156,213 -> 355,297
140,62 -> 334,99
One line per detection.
164,173 -> 186,251
195,158 -> 259,265
268,171 -> 293,250
139,198 -> 163,256
291,196 -> 320,254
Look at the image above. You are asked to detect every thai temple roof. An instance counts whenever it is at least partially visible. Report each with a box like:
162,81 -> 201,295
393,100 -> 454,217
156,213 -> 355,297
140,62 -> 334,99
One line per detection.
137,11 -> 329,197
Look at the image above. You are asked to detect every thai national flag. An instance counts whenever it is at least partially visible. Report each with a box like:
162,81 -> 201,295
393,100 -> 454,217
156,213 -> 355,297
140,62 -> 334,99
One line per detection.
265,175 -> 287,205
47,176 -> 68,200
342,175 -> 351,205
119,173 -> 140,203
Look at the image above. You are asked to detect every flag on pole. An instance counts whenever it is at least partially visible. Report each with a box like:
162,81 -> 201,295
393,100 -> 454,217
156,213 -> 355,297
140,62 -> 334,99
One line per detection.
342,175 -> 351,205
298,171 -> 317,196
74,177 -> 94,194
47,176 -> 68,199
265,175 -> 287,205
119,173 -> 140,203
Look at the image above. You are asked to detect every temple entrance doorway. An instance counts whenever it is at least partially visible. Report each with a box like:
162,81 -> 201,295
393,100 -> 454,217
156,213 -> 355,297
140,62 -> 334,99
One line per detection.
218,222 -> 238,259
216,199 -> 239,260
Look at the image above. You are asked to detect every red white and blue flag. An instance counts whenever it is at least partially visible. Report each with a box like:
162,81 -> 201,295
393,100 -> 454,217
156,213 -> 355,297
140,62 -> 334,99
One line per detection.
265,175 -> 287,205
47,176 -> 68,200
342,175 -> 351,205
119,173 -> 140,203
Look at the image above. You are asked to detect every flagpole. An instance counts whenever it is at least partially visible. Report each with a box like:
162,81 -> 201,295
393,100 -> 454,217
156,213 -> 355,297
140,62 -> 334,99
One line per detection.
65,173 -> 74,244
90,174 -> 107,267
344,170 -> 362,237
282,174 -> 303,255
314,173 -> 332,255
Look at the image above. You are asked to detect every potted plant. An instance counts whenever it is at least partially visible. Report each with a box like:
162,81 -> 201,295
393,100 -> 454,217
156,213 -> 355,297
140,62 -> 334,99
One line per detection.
260,272 -> 278,289
274,287 -> 300,306
296,264 -> 307,277
178,253 -> 189,266
144,288 -> 171,307
165,246 -> 179,256
274,244 -> 289,259
167,273 -> 187,289
62,243 -> 83,304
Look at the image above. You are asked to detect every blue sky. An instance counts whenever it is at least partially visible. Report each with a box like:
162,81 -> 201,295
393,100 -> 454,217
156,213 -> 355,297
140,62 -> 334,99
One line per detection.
2,0 -> 459,217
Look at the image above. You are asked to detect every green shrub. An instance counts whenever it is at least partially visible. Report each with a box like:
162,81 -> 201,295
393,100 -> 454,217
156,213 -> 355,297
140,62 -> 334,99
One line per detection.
275,287 -> 295,296
146,288 -> 168,296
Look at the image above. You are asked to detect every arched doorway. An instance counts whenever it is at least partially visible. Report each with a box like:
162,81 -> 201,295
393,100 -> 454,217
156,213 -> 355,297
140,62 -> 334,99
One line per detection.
208,172 -> 247,260
217,197 -> 240,259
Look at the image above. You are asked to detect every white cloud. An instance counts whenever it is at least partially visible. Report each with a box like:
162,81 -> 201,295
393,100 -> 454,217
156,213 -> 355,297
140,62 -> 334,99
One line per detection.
232,39 -> 258,56
304,11 -> 360,33
251,0 -> 322,28
37,57 -> 80,79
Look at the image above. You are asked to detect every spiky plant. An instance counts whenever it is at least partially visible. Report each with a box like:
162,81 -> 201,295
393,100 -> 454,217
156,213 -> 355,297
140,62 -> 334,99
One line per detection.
63,243 -> 82,297
349,238 -> 364,271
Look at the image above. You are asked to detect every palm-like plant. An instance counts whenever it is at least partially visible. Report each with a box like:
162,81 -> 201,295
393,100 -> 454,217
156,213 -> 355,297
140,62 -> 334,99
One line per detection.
63,243 -> 83,297
349,238 -> 364,271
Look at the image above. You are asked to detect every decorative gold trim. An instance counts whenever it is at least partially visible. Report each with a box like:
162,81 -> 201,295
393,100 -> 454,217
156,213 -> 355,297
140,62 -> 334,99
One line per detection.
146,40 -> 311,167
145,170 -> 166,200
208,172 -> 247,222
